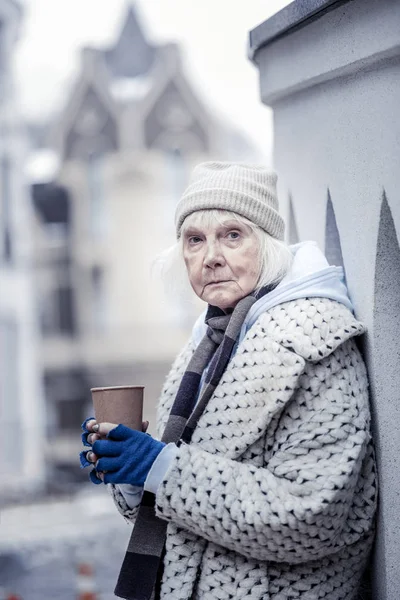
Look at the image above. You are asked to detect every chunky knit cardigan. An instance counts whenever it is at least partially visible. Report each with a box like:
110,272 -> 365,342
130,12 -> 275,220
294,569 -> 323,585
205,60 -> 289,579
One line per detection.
110,297 -> 377,600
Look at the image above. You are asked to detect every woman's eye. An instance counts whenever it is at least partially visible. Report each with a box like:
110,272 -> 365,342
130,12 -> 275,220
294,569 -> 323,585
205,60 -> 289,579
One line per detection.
188,236 -> 202,245
227,231 -> 240,240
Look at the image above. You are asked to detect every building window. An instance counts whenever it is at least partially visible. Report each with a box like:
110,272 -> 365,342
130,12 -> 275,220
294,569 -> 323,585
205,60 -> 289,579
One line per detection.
1,156 -> 12,263
91,266 -> 106,331
0,319 -> 22,473
58,286 -> 76,334
57,398 -> 85,432
41,285 -> 76,336
87,153 -> 106,237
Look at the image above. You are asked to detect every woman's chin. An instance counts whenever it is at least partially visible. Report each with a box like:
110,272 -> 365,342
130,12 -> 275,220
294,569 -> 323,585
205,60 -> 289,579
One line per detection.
203,290 -> 240,310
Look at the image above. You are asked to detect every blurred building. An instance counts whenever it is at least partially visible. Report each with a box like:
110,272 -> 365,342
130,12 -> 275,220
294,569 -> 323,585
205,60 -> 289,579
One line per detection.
249,0 -> 399,598
30,5 -> 257,482
0,0 -> 46,500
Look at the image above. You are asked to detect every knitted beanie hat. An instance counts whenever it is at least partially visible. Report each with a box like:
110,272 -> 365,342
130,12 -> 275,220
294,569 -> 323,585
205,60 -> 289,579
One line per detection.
175,161 -> 285,240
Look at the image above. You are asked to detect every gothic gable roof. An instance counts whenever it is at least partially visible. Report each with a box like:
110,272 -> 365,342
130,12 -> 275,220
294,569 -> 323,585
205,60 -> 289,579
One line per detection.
49,52 -> 118,159
104,5 -> 155,78
139,45 -> 214,153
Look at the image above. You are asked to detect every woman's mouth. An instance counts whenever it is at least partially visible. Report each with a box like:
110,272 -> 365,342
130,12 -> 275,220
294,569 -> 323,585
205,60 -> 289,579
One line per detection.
205,280 -> 231,287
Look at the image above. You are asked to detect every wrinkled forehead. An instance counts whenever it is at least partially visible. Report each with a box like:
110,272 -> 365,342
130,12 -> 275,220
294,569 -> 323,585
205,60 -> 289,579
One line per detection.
181,209 -> 255,235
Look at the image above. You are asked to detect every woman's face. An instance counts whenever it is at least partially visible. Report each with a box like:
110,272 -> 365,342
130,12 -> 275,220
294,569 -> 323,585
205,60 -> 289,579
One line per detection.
182,214 -> 260,310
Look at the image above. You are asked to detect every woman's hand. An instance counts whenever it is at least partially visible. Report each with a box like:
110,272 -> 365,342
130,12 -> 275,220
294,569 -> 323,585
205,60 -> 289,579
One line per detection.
84,420 -> 146,481
85,420 -> 126,481
79,418 -> 165,486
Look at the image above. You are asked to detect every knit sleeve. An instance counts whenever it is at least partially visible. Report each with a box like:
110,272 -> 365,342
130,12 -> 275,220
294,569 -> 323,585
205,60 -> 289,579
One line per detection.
107,483 -> 141,524
118,484 -> 144,508
153,338 -> 376,564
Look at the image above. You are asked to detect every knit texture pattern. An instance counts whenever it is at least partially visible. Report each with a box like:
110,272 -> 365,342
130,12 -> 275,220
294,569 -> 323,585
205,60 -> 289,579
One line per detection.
109,297 -> 377,600
174,162 -> 285,240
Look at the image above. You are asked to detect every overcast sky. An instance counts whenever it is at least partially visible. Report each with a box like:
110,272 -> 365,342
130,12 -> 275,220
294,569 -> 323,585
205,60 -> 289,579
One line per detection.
14,0 -> 292,162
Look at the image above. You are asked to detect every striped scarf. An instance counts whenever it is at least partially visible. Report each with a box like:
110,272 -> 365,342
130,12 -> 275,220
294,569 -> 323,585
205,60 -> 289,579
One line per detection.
114,284 -> 275,600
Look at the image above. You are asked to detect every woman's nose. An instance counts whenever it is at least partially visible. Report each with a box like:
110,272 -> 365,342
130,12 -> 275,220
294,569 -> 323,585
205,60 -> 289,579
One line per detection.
204,242 -> 226,268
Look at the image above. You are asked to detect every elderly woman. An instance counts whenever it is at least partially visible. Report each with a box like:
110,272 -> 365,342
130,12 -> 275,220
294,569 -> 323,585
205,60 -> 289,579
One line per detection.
80,163 -> 377,600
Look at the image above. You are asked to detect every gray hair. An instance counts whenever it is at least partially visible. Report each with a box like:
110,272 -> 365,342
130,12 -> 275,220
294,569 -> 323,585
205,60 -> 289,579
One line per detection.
156,209 -> 293,296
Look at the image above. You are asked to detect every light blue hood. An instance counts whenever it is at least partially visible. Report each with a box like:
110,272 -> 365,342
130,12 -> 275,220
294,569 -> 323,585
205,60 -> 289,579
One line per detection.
192,240 -> 353,347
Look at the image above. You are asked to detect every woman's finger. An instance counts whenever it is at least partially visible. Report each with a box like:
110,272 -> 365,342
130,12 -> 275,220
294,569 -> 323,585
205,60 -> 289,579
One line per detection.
95,457 -> 116,473
103,471 -> 120,485
81,417 -> 96,433
81,432 -> 92,448
79,450 -> 92,468
89,468 -> 103,485
92,422 -> 119,436
86,451 -> 98,463
85,419 -> 97,432
92,439 -> 120,458
88,433 -> 101,445
92,422 -> 149,436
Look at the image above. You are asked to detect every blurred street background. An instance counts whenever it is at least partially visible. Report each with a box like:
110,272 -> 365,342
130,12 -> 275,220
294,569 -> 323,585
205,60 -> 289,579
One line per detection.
0,0 -> 292,596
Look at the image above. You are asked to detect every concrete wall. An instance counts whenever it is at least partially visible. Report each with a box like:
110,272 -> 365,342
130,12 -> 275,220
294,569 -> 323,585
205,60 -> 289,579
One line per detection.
250,0 -> 400,597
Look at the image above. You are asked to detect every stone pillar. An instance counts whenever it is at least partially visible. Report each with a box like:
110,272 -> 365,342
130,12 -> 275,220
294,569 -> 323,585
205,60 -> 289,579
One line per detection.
249,1 -> 400,598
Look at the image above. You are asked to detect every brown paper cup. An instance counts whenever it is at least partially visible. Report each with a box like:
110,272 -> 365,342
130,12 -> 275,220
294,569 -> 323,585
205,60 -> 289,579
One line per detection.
91,385 -> 144,431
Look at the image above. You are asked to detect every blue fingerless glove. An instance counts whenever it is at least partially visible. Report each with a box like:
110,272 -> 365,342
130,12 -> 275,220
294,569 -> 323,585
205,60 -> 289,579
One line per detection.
92,424 -> 166,487
80,417 -> 102,484
81,416 -> 94,447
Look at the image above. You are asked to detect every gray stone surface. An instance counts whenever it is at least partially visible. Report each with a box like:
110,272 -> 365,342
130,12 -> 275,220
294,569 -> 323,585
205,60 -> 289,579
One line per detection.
248,0 -> 352,61
369,194 -> 400,600
253,0 -> 400,107
251,0 -> 400,597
